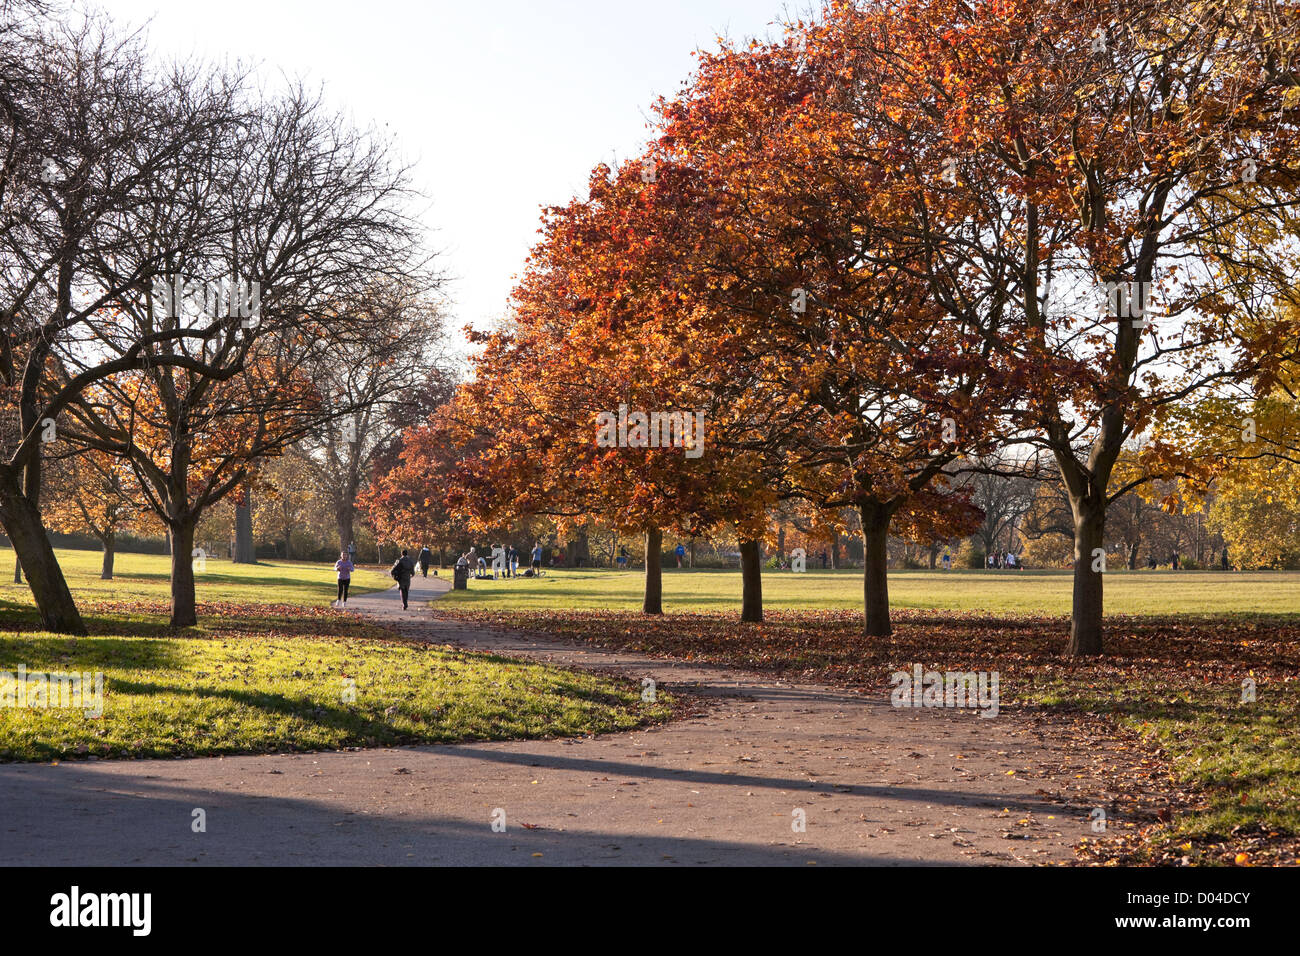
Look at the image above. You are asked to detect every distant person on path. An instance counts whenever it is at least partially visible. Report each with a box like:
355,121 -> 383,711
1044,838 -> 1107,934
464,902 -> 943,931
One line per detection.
508,545 -> 518,577
675,542 -> 685,568
491,543 -> 506,578
531,543 -> 543,574
1006,552 -> 1017,570
1171,552 -> 1180,570
1221,547 -> 1230,571
616,545 -> 629,570
942,548 -> 952,570
333,551 -> 354,607
418,545 -> 432,577
390,548 -> 417,609
347,541 -> 357,564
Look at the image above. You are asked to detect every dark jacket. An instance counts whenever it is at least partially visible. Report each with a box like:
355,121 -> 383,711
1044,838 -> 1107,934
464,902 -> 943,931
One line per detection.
391,555 -> 416,582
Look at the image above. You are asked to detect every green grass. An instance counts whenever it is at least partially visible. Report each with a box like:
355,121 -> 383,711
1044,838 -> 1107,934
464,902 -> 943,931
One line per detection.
447,566 -> 1300,617
0,627 -> 672,762
0,546 -> 394,610
0,548 -> 672,761
1026,674 -> 1300,862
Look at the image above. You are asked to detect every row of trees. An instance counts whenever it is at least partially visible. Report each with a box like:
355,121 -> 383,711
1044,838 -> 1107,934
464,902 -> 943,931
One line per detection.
369,0 -> 1300,656
1,2 -> 446,629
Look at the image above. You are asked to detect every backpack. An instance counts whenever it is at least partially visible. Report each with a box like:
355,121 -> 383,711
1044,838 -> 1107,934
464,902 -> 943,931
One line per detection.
390,559 -> 404,581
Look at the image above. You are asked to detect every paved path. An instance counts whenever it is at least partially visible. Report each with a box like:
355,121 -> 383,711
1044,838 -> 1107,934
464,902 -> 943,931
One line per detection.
0,572 -> 1115,866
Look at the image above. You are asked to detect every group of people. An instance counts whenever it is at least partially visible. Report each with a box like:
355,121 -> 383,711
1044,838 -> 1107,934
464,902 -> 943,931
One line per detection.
331,543 -> 436,611
986,552 -> 1021,570
455,543 -> 545,580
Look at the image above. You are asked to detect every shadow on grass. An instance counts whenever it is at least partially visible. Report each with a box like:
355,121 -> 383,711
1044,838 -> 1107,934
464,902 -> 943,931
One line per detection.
0,634 -> 183,671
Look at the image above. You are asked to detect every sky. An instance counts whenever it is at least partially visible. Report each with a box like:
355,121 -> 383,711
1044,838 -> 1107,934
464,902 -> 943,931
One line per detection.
99,0 -> 796,351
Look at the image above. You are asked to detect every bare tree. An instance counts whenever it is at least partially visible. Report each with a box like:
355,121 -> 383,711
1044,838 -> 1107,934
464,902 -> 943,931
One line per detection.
299,279 -> 454,553
0,13 -> 241,632
60,77 -> 436,627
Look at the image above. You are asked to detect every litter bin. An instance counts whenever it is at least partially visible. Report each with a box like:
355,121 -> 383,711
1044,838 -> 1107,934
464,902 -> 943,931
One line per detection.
453,565 -> 468,590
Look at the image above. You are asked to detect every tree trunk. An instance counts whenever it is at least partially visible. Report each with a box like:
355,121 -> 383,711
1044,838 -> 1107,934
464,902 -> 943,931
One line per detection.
928,541 -> 938,570
1066,501 -> 1106,655
831,532 -> 840,570
1126,540 -> 1139,571
0,477 -> 86,634
688,536 -> 695,568
171,517 -> 199,627
739,538 -> 763,622
234,492 -> 254,564
337,500 -> 355,554
101,533 -> 115,580
12,555 -> 20,584
643,528 -> 663,615
860,502 -> 893,637
568,529 -> 591,567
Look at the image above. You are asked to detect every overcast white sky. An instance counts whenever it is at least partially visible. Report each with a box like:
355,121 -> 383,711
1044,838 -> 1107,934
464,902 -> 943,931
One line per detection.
100,0 -> 794,350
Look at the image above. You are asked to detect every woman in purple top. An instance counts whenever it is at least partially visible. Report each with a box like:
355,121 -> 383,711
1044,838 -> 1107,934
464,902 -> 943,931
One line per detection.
334,551 -> 355,607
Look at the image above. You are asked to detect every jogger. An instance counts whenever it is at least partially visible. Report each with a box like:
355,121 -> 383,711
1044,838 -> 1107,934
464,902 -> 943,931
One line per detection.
333,551 -> 354,607
390,549 -> 417,609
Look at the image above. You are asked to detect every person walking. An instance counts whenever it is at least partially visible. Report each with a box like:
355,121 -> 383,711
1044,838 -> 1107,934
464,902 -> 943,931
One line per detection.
390,548 -> 417,609
675,542 -> 686,568
507,544 -> 518,578
616,545 -> 629,570
418,545 -> 432,577
333,551 -> 354,607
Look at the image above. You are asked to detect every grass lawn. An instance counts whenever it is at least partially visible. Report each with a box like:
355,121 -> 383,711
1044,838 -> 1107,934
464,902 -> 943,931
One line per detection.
447,566 -> 1300,617
441,567 -> 1300,865
0,548 -> 673,761
0,547 -> 394,610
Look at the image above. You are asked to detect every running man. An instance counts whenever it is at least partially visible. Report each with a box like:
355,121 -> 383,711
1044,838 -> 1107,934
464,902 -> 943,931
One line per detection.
391,549 -> 417,609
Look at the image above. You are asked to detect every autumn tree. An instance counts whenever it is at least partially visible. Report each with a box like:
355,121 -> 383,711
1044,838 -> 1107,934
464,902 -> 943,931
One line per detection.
840,0 -> 1300,652
43,447 -> 145,579
650,20 -> 1023,635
